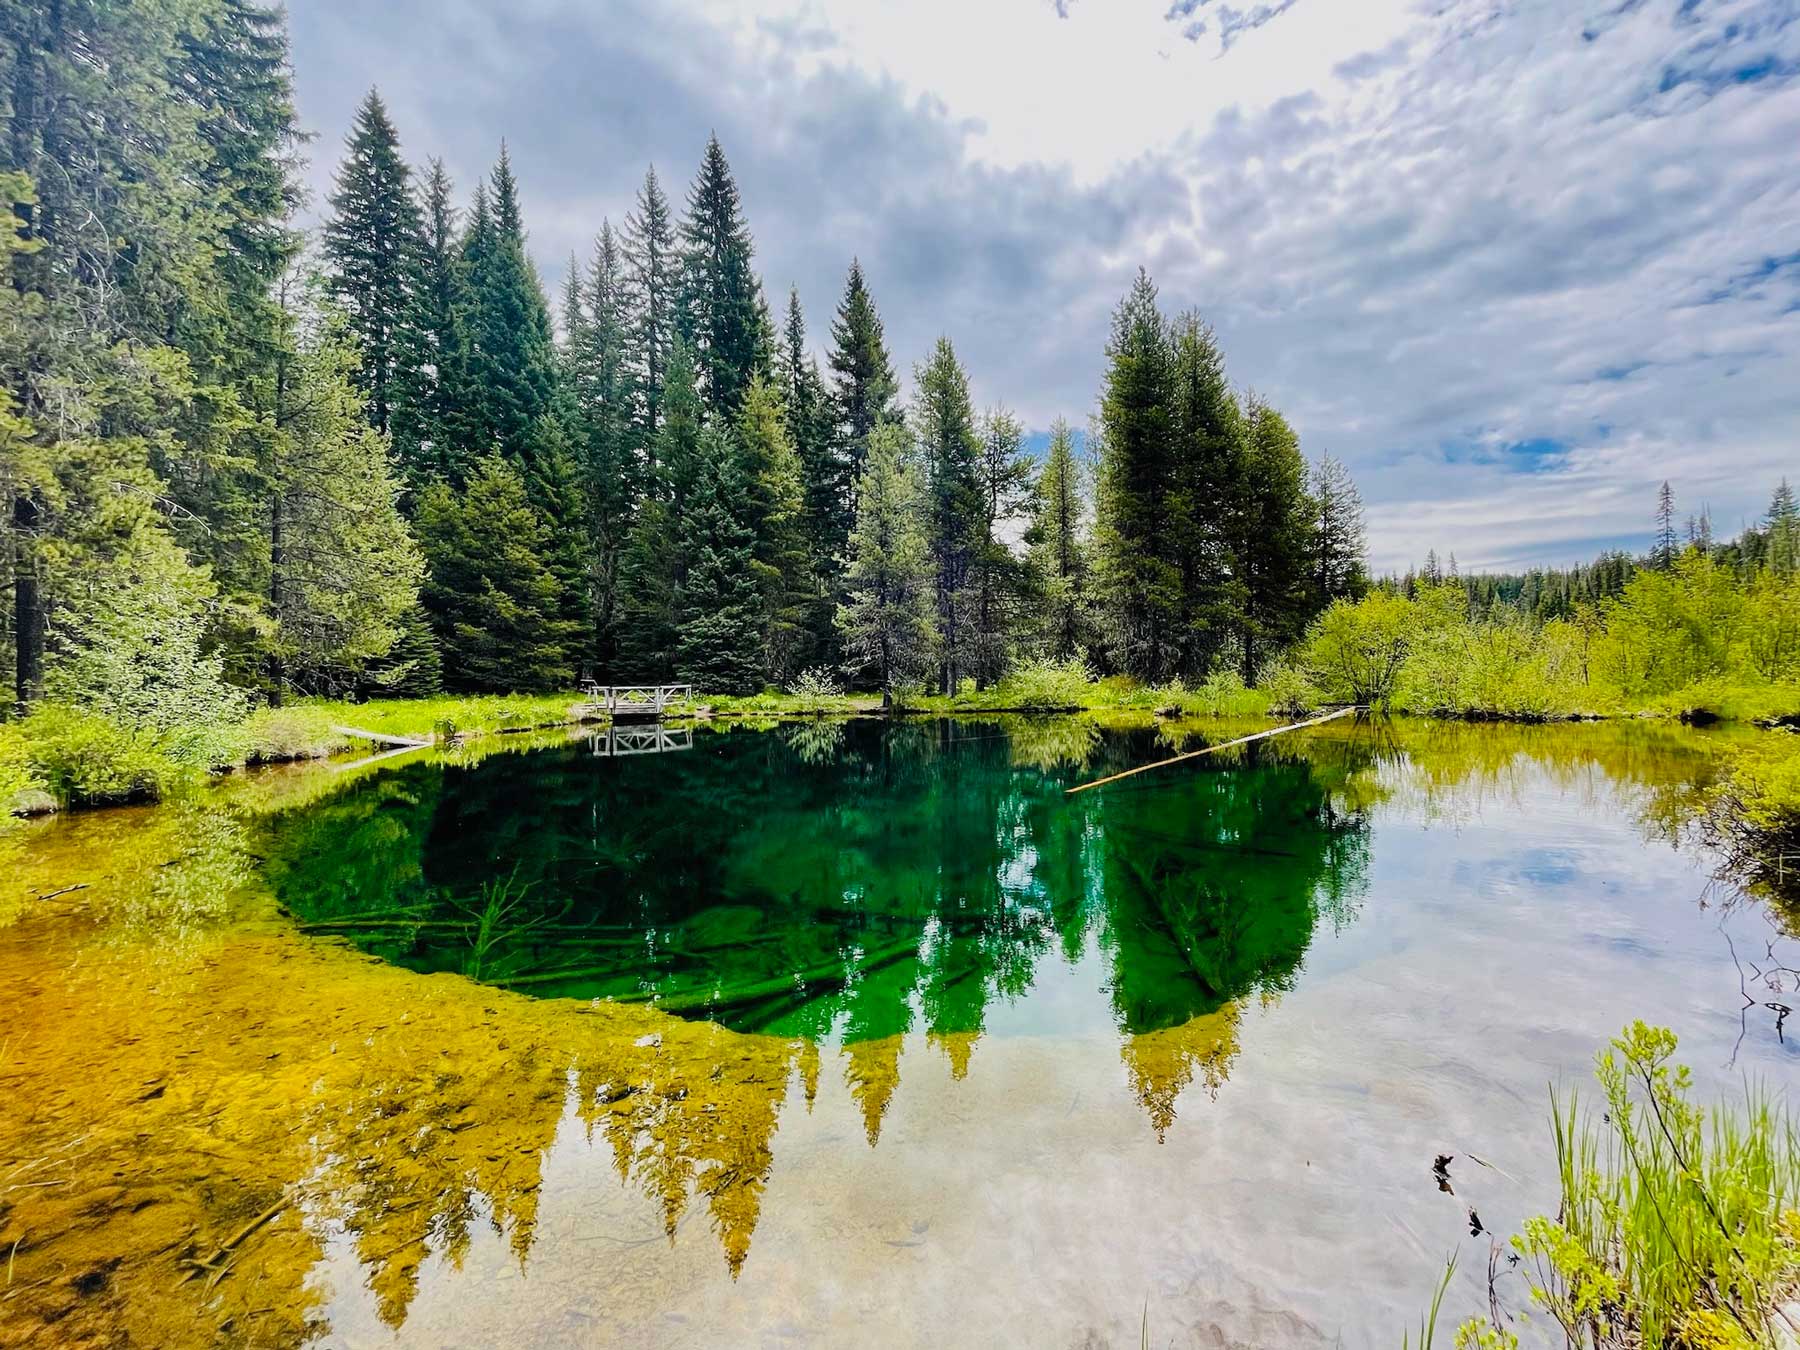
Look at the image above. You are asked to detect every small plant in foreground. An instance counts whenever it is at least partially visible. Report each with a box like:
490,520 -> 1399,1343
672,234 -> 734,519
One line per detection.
1434,1022 -> 1800,1348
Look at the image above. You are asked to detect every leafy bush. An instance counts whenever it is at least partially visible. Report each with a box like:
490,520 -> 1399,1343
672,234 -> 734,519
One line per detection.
1303,591 -> 1415,706
994,656 -> 1094,710
1258,660 -> 1319,716
0,725 -> 48,818
787,667 -> 844,713
7,704 -> 194,807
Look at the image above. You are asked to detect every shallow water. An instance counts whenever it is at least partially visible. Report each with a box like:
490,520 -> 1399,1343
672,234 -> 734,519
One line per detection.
2,715 -> 1794,1347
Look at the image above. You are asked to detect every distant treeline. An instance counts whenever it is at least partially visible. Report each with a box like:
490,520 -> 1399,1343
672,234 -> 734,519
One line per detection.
1388,479 -> 1798,621
0,0 -> 1371,723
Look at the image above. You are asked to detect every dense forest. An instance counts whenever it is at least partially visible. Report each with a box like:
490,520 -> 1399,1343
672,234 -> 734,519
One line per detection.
0,0 -> 1367,734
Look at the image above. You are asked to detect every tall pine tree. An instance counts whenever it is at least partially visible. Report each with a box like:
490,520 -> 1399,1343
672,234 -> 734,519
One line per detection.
838,423 -> 936,708
623,166 -> 677,460
461,147 -> 558,465
391,158 -> 471,492
913,337 -> 984,692
1167,312 -> 1244,673
1311,451 -> 1367,607
778,286 -> 842,659
677,135 -> 769,421
673,427 -> 765,693
1028,419 -> 1092,661
1094,270 -> 1179,681
970,407 -> 1035,684
1234,398 -> 1316,681
736,374 -> 813,681
322,89 -> 422,434
827,259 -> 899,487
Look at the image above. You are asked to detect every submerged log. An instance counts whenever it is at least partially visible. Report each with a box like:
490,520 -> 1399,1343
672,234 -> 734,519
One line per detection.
1063,705 -> 1361,795
330,724 -> 432,749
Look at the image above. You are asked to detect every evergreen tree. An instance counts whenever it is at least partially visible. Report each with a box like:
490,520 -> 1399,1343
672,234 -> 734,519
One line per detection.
838,423 -> 937,708
615,341 -> 704,677
623,166 -> 678,461
1094,270 -> 1179,681
365,603 -> 443,698
1312,451 -> 1368,607
1235,398 -> 1316,681
461,147 -> 558,464
322,89 -> 422,434
970,407 -> 1035,684
417,455 -> 578,692
264,282 -> 424,700
677,135 -> 768,421
673,428 -> 765,693
913,337 -> 984,692
1028,419 -> 1092,661
827,259 -> 899,486
778,287 -> 843,657
1653,479 -> 1678,569
1767,478 -> 1799,579
565,222 -> 636,674
523,415 -> 597,683
736,375 -> 813,682
1167,312 -> 1244,672
391,158 -> 471,492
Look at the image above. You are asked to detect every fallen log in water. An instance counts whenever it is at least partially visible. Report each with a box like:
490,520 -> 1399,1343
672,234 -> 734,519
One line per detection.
1064,705 -> 1361,795
330,724 -> 433,749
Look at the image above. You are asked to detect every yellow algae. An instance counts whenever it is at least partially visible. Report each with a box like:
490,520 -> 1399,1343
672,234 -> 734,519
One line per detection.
0,812 -> 805,1347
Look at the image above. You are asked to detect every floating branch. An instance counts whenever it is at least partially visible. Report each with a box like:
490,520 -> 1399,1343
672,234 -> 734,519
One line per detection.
1063,706 -> 1361,795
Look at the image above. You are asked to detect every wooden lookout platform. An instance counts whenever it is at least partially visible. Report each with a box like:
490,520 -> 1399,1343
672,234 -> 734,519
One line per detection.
573,683 -> 693,722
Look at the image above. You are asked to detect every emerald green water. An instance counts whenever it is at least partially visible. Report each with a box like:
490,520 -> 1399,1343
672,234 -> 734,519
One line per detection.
266,719 -> 1368,1042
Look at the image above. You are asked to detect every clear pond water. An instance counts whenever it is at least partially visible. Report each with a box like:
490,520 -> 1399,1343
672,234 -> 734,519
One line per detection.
2,715 -> 1794,1347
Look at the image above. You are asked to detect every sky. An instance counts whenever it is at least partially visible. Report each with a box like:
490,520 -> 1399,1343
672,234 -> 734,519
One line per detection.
286,0 -> 1800,572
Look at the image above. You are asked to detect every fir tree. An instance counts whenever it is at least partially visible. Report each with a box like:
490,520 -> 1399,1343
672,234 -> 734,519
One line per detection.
623,166 -> 677,461
827,259 -> 900,486
614,342 -> 703,677
461,147 -> 558,464
391,158 -> 471,492
1653,480 -> 1678,569
416,455 -> 579,692
264,281 -> 424,700
322,89 -> 422,434
970,406 -> 1035,684
677,135 -> 768,421
1767,478 -> 1798,579
778,286 -> 843,657
1167,312 -> 1245,673
1235,398 -> 1316,681
1094,270 -> 1180,681
1312,451 -> 1367,607
913,337 -> 984,692
736,375 -> 814,682
1028,419 -> 1092,661
838,423 -> 937,708
673,427 -> 765,693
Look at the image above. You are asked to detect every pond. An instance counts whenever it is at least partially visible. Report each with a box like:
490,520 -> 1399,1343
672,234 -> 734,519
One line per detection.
2,715 -> 1794,1347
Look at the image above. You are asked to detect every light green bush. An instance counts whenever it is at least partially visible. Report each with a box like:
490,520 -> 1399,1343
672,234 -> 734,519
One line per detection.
993,656 -> 1095,710
8,704 -> 193,807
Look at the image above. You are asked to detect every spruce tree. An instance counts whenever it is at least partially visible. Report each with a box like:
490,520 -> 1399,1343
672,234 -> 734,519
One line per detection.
1167,312 -> 1244,673
1653,480 -> 1678,569
264,280 -> 424,700
391,158 -> 471,492
1311,451 -> 1367,607
673,427 -> 765,693
677,135 -> 768,421
623,166 -> 678,461
913,337 -> 984,692
461,147 -> 558,464
615,341 -> 703,678
1094,270 -> 1180,681
838,423 -> 937,708
1028,419 -> 1092,661
1767,478 -> 1798,579
417,455 -> 579,692
736,374 -> 813,681
1234,398 -> 1316,681
827,259 -> 900,487
322,89 -> 422,434
970,406 -> 1035,683
778,287 -> 843,657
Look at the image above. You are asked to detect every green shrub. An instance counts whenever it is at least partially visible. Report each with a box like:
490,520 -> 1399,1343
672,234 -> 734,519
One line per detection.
1258,660 -> 1319,716
787,667 -> 844,713
9,704 -> 193,807
1303,591 -> 1415,706
994,656 -> 1094,710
